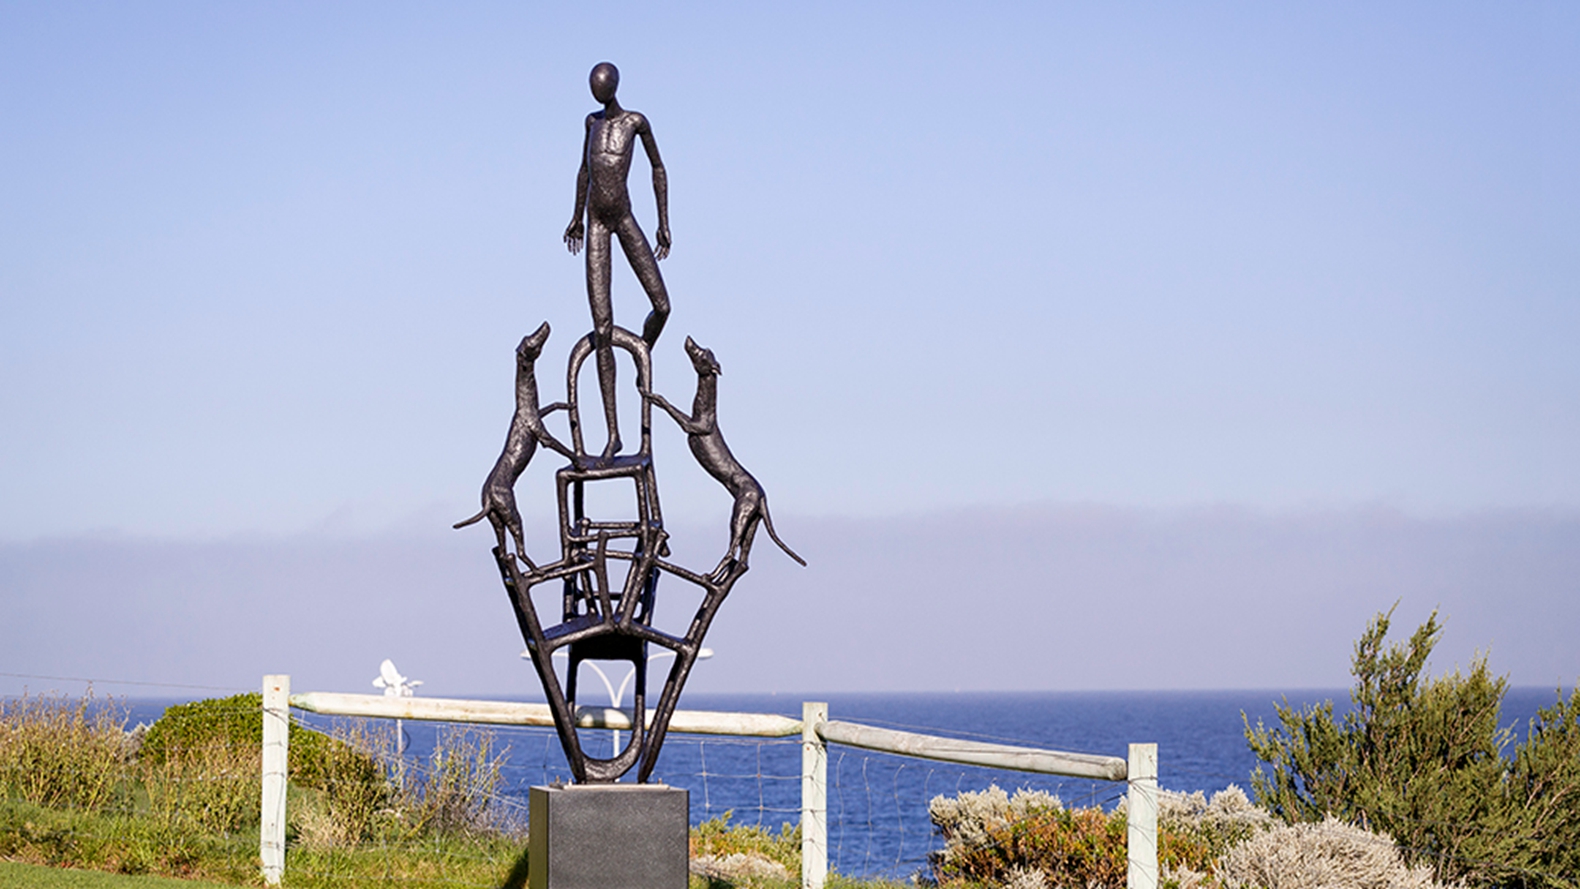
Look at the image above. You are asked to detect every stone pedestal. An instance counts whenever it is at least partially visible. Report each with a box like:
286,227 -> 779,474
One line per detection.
528,784 -> 689,889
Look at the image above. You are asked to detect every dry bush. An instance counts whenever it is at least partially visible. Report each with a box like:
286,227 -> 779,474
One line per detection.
928,785 -> 1063,868
289,721 -> 512,846
401,725 -> 511,837
1218,816 -> 1452,889
0,690 -> 128,812
289,719 -> 396,846
1144,785 -> 1276,888
1155,785 -> 1274,837
142,739 -> 260,835
931,784 -> 1279,889
929,785 -> 1126,889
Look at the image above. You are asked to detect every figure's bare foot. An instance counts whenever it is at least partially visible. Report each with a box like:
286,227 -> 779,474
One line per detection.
516,551 -> 540,573
599,435 -> 623,463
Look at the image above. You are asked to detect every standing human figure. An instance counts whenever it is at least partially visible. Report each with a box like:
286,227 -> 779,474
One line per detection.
563,61 -> 672,460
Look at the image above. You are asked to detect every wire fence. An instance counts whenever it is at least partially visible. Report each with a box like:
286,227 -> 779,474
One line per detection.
282,712 -> 1138,883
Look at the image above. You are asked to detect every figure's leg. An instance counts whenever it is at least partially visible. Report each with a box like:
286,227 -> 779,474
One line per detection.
586,218 -> 622,458
614,215 -> 671,347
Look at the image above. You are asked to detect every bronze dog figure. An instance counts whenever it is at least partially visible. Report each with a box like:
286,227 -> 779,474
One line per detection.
454,322 -> 576,567
647,336 -> 805,582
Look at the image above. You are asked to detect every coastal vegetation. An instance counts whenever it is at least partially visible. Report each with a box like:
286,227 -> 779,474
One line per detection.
1246,607 -> 1580,888
0,690 -> 524,886
0,690 -> 880,889
923,608 -> 1578,889
925,782 -> 1450,889
4,610 -> 1577,888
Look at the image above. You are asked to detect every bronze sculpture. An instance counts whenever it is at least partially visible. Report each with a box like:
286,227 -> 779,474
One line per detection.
458,63 -> 801,784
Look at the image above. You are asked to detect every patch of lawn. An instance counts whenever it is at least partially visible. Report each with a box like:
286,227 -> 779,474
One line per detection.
0,860 -> 238,888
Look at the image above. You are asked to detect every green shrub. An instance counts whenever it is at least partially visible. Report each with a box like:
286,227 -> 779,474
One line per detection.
0,691 -> 129,813
137,694 -> 260,766
1500,687 -> 1580,885
139,692 -> 337,785
141,692 -> 394,801
1245,607 -> 1580,889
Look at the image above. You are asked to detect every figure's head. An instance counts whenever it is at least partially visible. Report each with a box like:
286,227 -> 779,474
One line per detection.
517,321 -> 552,365
589,62 -> 619,104
684,336 -> 722,376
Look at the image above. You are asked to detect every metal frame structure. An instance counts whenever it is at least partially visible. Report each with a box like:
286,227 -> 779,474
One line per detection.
490,326 -> 753,783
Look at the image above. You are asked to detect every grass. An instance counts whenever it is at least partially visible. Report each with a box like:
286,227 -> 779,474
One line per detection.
0,800 -> 257,885
0,860 -> 237,888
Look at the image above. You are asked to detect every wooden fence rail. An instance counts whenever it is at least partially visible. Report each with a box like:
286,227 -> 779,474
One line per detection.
263,678 -> 1158,889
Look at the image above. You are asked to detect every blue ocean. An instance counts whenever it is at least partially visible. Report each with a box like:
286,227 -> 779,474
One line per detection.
124,688 -> 1564,881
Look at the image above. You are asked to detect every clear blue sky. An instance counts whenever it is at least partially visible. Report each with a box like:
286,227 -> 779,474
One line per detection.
2,3 -> 1576,694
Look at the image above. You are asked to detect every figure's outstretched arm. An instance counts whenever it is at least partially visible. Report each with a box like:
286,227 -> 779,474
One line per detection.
638,116 -> 670,260
539,402 -> 568,415
644,391 -> 711,435
564,115 -> 592,254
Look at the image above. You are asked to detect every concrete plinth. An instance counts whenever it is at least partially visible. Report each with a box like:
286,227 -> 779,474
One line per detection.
528,784 -> 689,889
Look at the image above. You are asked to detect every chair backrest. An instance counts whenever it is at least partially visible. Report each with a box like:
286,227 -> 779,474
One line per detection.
563,325 -> 654,459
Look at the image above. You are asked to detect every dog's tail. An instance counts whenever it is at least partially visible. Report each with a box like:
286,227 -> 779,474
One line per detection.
761,507 -> 807,567
453,508 -> 488,530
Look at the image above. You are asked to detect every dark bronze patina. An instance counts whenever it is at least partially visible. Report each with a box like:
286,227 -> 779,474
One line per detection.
564,61 -> 671,462
458,64 -> 802,784
453,322 -> 575,567
647,337 -> 806,583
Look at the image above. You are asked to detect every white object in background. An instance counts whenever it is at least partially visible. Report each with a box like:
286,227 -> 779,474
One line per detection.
372,658 -> 422,697
372,659 -> 421,763
528,647 -> 715,751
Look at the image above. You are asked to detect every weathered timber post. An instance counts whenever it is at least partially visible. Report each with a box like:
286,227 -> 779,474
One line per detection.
261,674 -> 290,886
801,701 -> 828,889
1127,742 -> 1158,889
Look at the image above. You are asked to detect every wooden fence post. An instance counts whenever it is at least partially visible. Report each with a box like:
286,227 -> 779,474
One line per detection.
261,675 -> 290,886
801,701 -> 828,889
1127,742 -> 1158,889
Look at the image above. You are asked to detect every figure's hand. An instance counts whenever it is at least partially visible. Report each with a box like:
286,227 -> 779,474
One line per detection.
564,220 -> 584,255
653,225 -> 671,261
